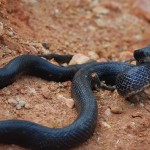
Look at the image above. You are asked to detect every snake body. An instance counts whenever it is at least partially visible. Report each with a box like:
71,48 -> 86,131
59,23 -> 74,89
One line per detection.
0,46 -> 149,150
0,55 -> 81,89
116,63 -> 150,97
116,46 -> 150,97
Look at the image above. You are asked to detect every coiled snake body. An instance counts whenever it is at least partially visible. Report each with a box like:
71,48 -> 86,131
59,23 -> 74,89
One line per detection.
0,46 -> 149,150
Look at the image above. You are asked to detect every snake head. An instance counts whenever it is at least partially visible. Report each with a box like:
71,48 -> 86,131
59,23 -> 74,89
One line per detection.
134,45 -> 150,64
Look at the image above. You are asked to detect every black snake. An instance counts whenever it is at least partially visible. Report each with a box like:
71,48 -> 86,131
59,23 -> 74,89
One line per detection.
0,46 -> 149,150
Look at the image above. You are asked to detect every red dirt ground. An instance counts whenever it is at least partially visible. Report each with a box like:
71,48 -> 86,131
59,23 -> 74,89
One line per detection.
0,0 -> 150,150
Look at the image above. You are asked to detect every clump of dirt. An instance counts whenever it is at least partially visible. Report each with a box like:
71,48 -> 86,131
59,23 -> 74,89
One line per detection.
0,0 -> 150,150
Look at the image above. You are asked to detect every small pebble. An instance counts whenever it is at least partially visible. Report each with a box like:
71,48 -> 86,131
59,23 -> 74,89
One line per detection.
57,94 -> 74,108
8,99 -> 18,106
27,87 -> 37,95
9,97 -> 27,109
7,31 -> 14,37
42,41 -> 49,49
139,103 -> 144,107
63,81 -> 72,87
28,45 -> 38,54
69,54 -> 90,65
95,19 -> 105,27
18,100 -> 26,107
133,34 -> 143,42
0,22 -> 4,36
25,103 -> 31,109
98,57 -> 107,62
20,88 -> 26,94
16,104 -> 22,110
132,112 -> 143,118
21,0 -> 38,5
92,6 -> 110,15
102,1 -> 121,11
41,86 -> 50,99
90,0 -> 99,7
110,105 -> 123,114
104,108 -> 112,116
88,51 -> 99,60
100,121 -> 111,128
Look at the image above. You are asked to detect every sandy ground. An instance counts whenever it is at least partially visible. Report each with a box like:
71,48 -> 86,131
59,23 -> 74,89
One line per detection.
0,0 -> 150,150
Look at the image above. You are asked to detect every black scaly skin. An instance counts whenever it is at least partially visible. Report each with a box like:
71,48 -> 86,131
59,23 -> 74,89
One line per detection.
116,63 -> 150,97
0,54 -> 133,150
116,45 -> 150,97
0,55 -> 84,88
134,45 -> 150,63
38,54 -> 74,64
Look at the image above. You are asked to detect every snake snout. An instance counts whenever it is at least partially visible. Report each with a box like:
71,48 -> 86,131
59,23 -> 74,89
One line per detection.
134,45 -> 150,63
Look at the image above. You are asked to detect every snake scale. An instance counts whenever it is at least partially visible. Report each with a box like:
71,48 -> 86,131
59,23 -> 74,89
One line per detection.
0,45 -> 150,150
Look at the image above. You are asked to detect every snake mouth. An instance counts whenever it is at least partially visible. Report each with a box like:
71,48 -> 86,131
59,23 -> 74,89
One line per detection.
125,84 -> 150,103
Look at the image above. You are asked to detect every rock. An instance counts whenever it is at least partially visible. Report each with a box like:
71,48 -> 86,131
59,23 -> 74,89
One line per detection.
110,105 -> 123,114
88,51 -> 99,60
132,34 -> 143,42
16,104 -> 22,110
133,0 -> 150,21
41,86 -> 50,99
25,103 -> 31,109
100,120 -> 111,128
42,41 -> 49,49
104,108 -> 111,116
61,63 -> 68,67
69,54 -> 90,65
90,0 -> 99,7
95,19 -> 107,28
92,6 -> 110,15
57,94 -> 74,108
7,31 -> 14,37
8,97 -> 26,109
0,22 -> 4,36
8,97 -> 27,109
132,112 -> 143,118
27,87 -> 37,95
20,88 -> 26,94
28,45 -> 38,54
21,0 -> 38,5
87,25 -> 97,31
102,1 -> 121,11
139,103 -> 144,107
8,99 -> 18,106
63,81 -> 72,87
18,100 -> 26,107
98,57 -> 107,62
